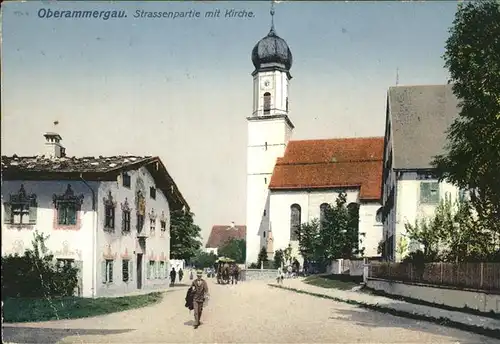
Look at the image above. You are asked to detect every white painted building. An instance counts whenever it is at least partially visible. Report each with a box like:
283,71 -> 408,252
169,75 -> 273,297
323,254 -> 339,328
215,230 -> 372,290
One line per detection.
1,133 -> 190,297
245,16 -> 384,265
381,84 -> 462,261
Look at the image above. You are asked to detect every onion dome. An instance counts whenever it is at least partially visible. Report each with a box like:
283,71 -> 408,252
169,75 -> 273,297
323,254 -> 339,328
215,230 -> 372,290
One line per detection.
251,6 -> 292,72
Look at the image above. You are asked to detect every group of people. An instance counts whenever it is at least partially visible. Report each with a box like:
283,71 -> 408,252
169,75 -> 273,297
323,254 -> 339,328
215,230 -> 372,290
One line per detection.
169,267 -> 184,285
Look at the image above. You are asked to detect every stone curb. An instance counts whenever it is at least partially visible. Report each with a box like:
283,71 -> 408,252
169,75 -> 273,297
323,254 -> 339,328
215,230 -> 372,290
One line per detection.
268,283 -> 500,340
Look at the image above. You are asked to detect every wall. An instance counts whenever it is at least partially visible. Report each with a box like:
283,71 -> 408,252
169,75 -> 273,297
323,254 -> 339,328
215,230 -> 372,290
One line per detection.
2,180 -> 97,297
246,117 -> 291,265
96,166 -> 171,297
359,202 -> 383,257
394,173 -> 460,261
268,189 -> 381,263
242,269 -> 277,281
367,278 -> 500,314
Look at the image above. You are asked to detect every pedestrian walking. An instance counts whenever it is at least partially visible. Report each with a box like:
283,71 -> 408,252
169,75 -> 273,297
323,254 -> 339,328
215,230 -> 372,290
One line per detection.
276,267 -> 284,284
178,268 -> 184,282
189,268 -> 194,280
191,270 -> 209,329
170,267 -> 177,286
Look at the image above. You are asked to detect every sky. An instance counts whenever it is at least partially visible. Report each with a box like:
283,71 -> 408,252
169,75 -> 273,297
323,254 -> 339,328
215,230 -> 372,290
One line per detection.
1,0 -> 459,243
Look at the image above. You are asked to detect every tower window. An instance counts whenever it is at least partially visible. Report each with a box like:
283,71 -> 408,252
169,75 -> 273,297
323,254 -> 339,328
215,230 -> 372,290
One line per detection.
263,92 -> 271,115
286,97 -> 289,112
264,177 -> 267,184
264,142 -> 268,150
263,209 -> 267,217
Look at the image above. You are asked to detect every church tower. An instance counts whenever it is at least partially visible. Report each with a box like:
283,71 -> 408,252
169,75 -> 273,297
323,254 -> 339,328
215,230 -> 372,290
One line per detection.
246,4 -> 294,265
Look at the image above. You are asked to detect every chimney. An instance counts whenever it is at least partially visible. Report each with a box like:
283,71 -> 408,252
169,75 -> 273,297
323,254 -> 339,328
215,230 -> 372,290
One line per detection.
43,132 -> 66,158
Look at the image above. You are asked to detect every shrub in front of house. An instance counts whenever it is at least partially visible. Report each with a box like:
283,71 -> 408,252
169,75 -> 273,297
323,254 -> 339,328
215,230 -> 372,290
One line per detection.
1,231 -> 78,299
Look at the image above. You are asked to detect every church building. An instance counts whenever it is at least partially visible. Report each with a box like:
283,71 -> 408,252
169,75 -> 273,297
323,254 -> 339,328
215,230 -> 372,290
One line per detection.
245,8 -> 384,265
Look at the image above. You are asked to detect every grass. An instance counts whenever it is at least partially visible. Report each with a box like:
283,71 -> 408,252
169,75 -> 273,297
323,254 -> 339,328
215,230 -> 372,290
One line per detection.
361,287 -> 500,320
303,274 -> 362,290
3,292 -> 164,323
269,284 -> 500,340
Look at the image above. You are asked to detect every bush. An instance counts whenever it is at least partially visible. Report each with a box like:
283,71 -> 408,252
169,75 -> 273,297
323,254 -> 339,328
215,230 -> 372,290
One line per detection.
1,231 -> 78,299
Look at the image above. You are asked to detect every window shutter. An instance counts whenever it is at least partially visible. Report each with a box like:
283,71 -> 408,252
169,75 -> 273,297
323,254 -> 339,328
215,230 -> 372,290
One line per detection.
102,261 -> 107,284
4,203 -> 12,224
129,260 -> 133,281
58,206 -> 65,225
29,204 -> 38,224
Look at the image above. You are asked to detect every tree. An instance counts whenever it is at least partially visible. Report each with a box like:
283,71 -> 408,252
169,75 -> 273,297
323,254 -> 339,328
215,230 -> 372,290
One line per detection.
257,246 -> 268,267
296,192 -> 362,269
296,220 -> 321,263
405,195 -> 498,262
432,0 -> 500,234
190,251 -> 217,269
273,249 -> 284,268
218,238 -> 246,264
2,231 -> 78,298
170,210 -> 203,261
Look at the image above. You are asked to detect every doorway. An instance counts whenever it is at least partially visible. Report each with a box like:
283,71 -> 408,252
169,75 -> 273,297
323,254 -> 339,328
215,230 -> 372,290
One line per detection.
137,253 -> 143,289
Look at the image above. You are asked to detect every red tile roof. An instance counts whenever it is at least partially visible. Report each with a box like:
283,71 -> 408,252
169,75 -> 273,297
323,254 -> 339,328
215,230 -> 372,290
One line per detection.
205,225 -> 246,249
269,137 -> 384,200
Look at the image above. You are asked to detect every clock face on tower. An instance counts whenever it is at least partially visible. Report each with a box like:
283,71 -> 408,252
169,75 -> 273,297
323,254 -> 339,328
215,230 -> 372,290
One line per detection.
261,78 -> 272,90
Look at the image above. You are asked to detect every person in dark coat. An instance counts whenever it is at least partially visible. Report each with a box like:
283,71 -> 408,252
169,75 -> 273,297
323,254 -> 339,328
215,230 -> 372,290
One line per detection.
185,286 -> 194,311
170,267 -> 177,286
178,268 -> 184,282
191,270 -> 209,329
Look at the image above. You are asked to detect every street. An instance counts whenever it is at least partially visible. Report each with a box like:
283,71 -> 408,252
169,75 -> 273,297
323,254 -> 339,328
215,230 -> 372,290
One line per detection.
3,279 -> 499,344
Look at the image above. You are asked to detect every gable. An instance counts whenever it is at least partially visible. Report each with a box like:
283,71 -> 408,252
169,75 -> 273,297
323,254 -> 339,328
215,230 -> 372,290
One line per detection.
388,84 -> 459,169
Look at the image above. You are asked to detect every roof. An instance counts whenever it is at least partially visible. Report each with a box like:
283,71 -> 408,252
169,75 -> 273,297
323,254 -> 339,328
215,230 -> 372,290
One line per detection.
268,137 -> 384,200
205,225 -> 246,249
387,84 -> 459,169
1,155 -> 190,211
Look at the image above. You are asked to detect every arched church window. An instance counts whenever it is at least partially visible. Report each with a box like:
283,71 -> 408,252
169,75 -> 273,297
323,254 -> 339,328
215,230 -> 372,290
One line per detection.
319,203 -> 329,228
347,202 -> 359,228
263,92 -> 271,114
290,204 -> 301,241
375,207 -> 383,224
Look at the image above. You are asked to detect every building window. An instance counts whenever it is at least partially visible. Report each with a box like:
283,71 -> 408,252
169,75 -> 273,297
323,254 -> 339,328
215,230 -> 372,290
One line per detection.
57,258 -> 75,269
122,259 -> 130,282
149,209 -> 157,234
458,189 -> 468,202
160,261 -> 165,279
263,209 -> 267,216
263,231 -> 266,238
160,220 -> 167,232
53,185 -> 84,227
147,260 -> 155,279
264,141 -> 268,151
122,173 -> 131,188
150,187 -> 156,200
264,177 -> 267,184
319,203 -> 329,228
420,182 -> 440,204
121,198 -> 131,233
263,92 -> 271,114
102,259 -> 113,284
137,214 -> 145,233
290,204 -> 301,241
286,97 -> 289,112
376,207 -> 383,224
4,185 -> 38,225
103,191 -> 116,231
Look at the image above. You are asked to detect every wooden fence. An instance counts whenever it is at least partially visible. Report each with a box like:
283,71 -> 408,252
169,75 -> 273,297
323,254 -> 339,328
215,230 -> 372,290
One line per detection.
369,262 -> 500,291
